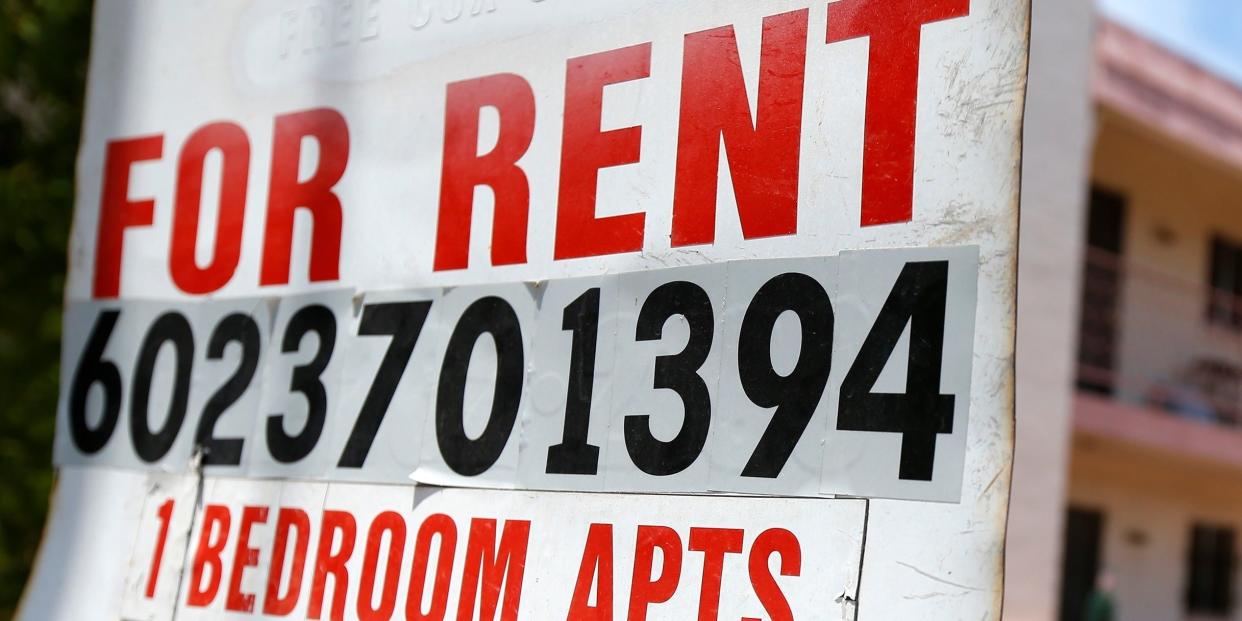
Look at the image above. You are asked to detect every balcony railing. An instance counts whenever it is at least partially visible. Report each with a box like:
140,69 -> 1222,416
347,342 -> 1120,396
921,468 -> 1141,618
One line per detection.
1077,247 -> 1242,427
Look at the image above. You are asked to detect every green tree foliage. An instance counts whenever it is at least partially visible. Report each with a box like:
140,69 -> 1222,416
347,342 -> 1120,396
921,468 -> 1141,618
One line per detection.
0,0 -> 92,614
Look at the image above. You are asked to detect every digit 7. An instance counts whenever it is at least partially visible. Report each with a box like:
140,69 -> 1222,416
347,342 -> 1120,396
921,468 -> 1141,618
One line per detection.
337,301 -> 432,468
836,261 -> 954,481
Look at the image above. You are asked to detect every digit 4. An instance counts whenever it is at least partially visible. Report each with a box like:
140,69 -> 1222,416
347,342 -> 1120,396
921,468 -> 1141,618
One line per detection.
836,261 -> 954,482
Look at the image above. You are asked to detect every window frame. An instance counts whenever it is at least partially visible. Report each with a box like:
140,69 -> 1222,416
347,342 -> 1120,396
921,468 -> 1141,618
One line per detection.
1207,236 -> 1242,329
1186,522 -> 1237,616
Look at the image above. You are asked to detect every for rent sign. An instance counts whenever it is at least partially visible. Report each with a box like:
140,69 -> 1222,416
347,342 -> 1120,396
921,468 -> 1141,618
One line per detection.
23,0 -> 1028,619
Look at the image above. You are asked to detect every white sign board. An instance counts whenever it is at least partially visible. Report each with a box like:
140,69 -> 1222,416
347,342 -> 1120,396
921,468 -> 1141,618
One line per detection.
21,0 -> 1028,619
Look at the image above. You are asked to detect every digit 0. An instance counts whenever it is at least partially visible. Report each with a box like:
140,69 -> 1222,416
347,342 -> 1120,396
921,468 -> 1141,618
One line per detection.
130,312 -> 195,463
435,296 -> 524,476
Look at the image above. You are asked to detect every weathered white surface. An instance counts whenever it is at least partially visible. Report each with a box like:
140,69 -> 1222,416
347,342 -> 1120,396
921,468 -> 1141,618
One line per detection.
17,467 -> 147,620
25,0 -> 1028,618
1004,0 -> 1095,617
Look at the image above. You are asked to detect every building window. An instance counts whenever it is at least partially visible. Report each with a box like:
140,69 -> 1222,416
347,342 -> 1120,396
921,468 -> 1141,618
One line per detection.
1208,236 -> 1242,328
1060,507 -> 1105,621
1076,187 -> 1127,395
1186,523 -> 1236,615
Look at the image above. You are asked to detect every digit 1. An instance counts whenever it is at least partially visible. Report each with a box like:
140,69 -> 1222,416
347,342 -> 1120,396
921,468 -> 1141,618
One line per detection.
144,498 -> 174,598
836,261 -> 954,481
546,288 -> 602,475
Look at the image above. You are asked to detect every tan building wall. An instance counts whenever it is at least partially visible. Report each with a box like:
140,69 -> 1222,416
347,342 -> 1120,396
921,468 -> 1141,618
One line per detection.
1008,8 -> 1242,620
1005,0 -> 1095,616
1091,110 -> 1242,408
1069,436 -> 1242,621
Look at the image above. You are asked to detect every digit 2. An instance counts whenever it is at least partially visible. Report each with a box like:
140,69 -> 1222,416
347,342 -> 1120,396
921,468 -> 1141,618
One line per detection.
195,313 -> 261,466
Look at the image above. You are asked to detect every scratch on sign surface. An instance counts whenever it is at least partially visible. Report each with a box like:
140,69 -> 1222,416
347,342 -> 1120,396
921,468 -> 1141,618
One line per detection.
895,561 -> 983,592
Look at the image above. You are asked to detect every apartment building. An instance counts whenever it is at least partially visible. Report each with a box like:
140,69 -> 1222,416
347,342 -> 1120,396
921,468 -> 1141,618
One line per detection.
1009,7 -> 1242,621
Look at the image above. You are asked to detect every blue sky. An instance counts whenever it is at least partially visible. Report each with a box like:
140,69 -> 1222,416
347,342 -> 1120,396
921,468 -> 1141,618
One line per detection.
1098,0 -> 1242,86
